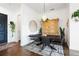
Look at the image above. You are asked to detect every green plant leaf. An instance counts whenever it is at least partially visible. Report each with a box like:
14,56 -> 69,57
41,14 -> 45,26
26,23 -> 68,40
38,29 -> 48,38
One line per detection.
10,21 -> 15,37
72,9 -> 79,18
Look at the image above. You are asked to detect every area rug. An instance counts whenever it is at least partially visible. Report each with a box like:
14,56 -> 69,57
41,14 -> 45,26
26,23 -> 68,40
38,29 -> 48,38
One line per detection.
23,42 -> 64,56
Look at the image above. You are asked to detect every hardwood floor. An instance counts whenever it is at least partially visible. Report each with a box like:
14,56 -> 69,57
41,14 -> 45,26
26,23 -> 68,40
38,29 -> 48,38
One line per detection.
0,42 -> 41,56
0,42 -> 69,56
63,42 -> 69,56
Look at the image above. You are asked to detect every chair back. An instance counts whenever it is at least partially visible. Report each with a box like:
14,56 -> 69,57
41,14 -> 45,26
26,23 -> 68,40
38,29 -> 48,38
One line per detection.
60,27 -> 65,40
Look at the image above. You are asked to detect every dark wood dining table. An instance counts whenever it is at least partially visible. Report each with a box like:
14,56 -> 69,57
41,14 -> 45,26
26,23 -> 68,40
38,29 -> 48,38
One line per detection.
29,34 -> 61,43
29,34 -> 61,55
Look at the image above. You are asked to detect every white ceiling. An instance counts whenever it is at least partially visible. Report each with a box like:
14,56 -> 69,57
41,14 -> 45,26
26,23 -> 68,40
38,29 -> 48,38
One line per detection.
0,3 -> 21,12
0,3 -> 69,14
26,3 -> 69,13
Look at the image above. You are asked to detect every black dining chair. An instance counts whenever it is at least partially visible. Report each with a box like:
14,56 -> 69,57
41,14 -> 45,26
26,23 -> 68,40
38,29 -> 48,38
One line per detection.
60,27 -> 65,45
51,27 -> 65,54
29,34 -> 42,44
51,27 -> 65,45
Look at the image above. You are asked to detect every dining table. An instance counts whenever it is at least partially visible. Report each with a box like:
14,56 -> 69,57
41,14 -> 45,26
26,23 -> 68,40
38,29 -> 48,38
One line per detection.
29,34 -> 60,49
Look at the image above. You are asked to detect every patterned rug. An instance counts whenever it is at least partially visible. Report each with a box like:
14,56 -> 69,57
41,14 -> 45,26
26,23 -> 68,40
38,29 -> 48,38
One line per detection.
23,42 -> 64,56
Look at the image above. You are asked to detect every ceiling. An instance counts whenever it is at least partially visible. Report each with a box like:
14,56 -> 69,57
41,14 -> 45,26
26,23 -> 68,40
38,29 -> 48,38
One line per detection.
0,3 -> 21,12
0,3 -> 69,14
26,3 -> 69,14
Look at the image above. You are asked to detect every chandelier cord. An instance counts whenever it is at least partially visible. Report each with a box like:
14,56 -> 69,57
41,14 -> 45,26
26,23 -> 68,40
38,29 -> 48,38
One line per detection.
43,0 -> 45,15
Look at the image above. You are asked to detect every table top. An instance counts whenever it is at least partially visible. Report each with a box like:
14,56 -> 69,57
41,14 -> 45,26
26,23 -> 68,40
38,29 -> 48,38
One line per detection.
29,34 -> 61,41
29,34 -> 60,37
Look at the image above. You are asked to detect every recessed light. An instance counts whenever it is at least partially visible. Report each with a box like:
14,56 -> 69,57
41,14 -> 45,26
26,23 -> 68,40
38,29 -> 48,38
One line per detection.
50,8 -> 55,11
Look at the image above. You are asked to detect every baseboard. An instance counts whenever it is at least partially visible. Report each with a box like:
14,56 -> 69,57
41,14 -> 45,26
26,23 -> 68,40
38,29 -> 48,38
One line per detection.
21,40 -> 34,46
70,49 -> 79,56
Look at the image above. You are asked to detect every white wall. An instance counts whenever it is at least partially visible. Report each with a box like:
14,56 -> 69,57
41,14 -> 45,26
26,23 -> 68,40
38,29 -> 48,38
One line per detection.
0,3 -> 70,47
70,3 -> 79,51
45,7 -> 69,28
0,4 -> 41,46
44,7 -> 69,46
20,4 -> 41,46
0,4 -> 20,43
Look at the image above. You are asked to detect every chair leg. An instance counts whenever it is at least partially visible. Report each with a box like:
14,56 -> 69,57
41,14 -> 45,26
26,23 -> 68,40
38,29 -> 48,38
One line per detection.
39,44 -> 45,52
57,45 -> 59,53
36,42 -> 42,46
49,49 -> 53,56
49,45 -> 56,50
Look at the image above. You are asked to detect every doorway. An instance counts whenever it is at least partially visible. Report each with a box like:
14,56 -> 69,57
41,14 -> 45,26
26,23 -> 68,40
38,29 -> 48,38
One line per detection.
0,13 -> 7,44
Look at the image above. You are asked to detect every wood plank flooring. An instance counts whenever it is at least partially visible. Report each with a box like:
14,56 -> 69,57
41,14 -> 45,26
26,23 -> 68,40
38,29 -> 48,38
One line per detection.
0,42 -> 69,56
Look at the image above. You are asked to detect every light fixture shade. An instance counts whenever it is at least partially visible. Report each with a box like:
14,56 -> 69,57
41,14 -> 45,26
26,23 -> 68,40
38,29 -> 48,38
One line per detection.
42,14 -> 47,21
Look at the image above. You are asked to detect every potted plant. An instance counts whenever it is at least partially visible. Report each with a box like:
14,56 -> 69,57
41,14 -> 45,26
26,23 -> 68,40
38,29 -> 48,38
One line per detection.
72,9 -> 79,21
10,21 -> 15,37
39,27 -> 42,34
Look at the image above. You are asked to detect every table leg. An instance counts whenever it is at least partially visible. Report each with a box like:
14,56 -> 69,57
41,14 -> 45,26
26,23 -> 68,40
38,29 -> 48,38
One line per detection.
49,45 -> 56,50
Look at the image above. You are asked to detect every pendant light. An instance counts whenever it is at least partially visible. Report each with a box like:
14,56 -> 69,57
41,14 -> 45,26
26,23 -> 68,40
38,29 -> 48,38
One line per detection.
42,1 -> 47,21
